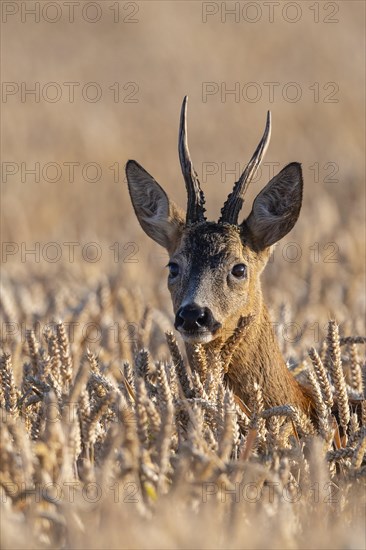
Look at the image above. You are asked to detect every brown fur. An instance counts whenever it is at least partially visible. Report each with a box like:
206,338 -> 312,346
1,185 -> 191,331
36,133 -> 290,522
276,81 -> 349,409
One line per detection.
171,223 -> 313,415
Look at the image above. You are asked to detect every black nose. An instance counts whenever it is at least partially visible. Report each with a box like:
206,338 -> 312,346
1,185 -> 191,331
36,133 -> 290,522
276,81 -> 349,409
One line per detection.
175,303 -> 214,332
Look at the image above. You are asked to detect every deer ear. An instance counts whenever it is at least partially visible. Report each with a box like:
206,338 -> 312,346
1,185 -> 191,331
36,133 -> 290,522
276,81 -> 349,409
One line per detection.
126,160 -> 185,252
243,162 -> 303,250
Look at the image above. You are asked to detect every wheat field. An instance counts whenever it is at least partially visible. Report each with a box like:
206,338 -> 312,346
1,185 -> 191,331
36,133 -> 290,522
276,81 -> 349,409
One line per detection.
1,1 -> 365,549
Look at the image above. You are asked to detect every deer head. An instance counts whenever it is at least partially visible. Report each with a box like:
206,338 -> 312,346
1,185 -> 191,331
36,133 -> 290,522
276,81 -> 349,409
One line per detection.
126,97 -> 303,345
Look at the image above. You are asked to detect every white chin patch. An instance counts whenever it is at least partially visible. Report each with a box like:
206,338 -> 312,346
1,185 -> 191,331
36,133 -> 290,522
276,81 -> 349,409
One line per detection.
179,331 -> 214,344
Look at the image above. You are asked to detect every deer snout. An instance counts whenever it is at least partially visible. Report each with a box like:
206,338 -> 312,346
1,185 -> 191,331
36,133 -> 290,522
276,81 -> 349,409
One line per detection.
175,304 -> 220,334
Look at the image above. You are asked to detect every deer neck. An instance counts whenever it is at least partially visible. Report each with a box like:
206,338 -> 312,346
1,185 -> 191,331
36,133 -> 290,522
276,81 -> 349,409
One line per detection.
186,300 -> 312,415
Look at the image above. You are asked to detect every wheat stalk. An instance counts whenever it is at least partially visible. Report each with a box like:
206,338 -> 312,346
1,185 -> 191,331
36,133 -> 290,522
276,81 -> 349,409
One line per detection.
217,390 -> 237,461
26,329 -> 40,375
56,321 -> 73,389
220,315 -> 252,373
348,343 -> 363,393
0,353 -> 18,416
308,346 -> 333,408
165,331 -> 192,396
191,344 -> 208,381
306,367 -> 331,439
326,320 -> 350,430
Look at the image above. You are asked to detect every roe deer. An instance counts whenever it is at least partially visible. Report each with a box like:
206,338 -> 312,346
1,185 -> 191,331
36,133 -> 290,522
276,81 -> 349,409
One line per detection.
126,97 -> 313,416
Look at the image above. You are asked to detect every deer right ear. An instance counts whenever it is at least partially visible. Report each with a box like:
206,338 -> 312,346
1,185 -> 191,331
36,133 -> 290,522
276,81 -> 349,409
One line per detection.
242,162 -> 303,250
126,160 -> 185,252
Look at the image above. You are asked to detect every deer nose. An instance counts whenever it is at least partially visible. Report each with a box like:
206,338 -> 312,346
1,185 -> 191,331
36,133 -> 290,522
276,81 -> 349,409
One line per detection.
175,304 -> 212,331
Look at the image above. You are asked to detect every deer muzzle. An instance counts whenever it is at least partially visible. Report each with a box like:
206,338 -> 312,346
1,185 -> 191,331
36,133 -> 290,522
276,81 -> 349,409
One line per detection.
174,303 -> 221,343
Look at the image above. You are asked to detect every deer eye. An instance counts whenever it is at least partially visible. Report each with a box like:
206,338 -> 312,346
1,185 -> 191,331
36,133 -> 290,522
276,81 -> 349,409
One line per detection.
231,264 -> 246,279
168,262 -> 180,278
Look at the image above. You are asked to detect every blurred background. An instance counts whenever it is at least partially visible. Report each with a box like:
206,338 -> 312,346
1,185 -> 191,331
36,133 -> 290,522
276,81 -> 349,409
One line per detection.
1,7 -> 365,548
1,0 -> 365,347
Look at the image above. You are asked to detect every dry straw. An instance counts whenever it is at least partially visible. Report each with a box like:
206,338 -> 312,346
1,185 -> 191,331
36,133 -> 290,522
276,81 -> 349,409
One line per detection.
0,289 -> 365,549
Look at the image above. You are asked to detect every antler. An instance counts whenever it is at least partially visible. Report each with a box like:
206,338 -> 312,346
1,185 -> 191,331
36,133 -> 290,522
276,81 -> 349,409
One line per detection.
219,111 -> 271,225
178,96 -> 206,224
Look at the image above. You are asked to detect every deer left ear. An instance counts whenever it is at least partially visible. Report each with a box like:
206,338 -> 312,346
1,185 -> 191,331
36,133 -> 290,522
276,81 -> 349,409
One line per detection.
126,160 -> 185,253
242,162 -> 303,250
